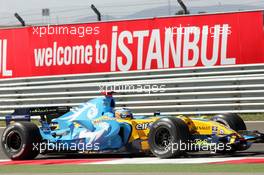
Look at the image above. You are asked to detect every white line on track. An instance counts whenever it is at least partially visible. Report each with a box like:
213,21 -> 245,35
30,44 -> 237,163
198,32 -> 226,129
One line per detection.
0,157 -> 263,164
245,121 -> 264,123
87,157 -> 264,164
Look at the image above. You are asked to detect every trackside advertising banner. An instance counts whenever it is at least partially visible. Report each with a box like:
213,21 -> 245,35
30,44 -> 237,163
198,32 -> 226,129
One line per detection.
0,11 -> 263,79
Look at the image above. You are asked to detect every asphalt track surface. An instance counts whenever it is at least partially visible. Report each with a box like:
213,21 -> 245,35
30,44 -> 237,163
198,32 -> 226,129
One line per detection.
0,122 -> 263,160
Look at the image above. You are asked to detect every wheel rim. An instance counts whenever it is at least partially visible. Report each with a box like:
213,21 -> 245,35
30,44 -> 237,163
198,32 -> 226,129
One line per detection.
6,131 -> 22,151
154,127 -> 172,149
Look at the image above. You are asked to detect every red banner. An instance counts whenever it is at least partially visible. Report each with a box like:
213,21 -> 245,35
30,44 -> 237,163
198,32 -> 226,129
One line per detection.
0,10 -> 263,79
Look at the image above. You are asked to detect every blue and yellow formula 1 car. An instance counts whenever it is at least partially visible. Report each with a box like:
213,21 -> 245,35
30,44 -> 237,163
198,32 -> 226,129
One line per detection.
1,92 -> 264,160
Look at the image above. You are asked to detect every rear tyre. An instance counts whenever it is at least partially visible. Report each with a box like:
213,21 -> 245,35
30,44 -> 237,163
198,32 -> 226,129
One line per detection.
211,113 -> 246,131
1,122 -> 41,160
148,117 -> 190,159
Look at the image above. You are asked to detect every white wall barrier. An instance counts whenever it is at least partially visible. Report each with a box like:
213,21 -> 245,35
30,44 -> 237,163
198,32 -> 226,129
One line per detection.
0,63 -> 264,119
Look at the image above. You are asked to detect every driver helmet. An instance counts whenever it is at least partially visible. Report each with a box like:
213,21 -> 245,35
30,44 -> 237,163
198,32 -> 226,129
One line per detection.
115,108 -> 133,119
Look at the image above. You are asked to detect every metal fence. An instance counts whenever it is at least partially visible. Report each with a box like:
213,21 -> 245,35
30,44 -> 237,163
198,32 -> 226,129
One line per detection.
0,63 -> 264,118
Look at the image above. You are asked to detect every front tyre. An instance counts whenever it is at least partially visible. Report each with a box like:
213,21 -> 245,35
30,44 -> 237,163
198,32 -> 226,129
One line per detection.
1,122 -> 41,160
211,113 -> 246,131
148,117 -> 190,159
211,113 -> 247,154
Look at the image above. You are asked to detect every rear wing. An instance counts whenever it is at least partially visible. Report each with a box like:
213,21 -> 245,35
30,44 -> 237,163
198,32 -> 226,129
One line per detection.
5,106 -> 70,125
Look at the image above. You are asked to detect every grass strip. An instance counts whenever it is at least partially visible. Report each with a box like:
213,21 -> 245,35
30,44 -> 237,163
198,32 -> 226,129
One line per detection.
0,164 -> 264,173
